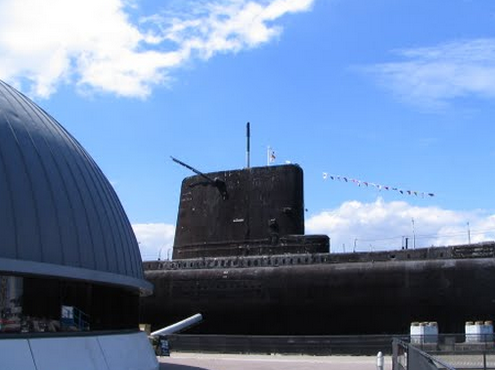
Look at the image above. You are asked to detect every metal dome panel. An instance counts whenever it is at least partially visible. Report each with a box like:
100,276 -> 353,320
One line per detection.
0,80 -> 151,293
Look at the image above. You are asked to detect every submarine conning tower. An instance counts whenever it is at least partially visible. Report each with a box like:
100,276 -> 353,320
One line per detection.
172,164 -> 329,259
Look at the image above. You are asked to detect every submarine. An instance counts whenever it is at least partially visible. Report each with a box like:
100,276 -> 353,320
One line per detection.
140,162 -> 495,335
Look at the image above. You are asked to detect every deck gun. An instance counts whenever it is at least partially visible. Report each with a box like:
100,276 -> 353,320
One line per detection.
171,156 -> 229,200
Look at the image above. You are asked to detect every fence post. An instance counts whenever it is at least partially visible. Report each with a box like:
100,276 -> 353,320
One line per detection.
392,338 -> 401,370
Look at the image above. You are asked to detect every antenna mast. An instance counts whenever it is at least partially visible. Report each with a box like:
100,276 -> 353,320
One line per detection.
246,122 -> 250,168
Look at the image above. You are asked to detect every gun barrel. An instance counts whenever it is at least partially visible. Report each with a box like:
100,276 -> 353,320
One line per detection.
171,156 -> 216,184
150,313 -> 203,337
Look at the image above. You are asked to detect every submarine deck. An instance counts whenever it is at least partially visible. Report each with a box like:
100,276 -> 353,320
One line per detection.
143,242 -> 495,271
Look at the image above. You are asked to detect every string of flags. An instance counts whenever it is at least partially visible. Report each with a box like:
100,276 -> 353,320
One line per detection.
322,172 -> 435,198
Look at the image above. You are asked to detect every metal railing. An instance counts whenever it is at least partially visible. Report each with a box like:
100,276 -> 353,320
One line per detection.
167,333 -> 400,355
393,334 -> 495,370
61,306 -> 90,331
393,338 -> 456,370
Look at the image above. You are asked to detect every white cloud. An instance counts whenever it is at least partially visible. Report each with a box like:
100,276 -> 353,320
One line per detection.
132,199 -> 495,261
366,39 -> 495,107
132,223 -> 175,261
306,198 -> 495,253
159,0 -> 313,58
0,0 -> 313,98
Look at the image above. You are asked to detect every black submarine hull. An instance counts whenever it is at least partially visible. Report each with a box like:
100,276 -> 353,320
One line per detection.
141,244 -> 495,335
141,164 -> 495,334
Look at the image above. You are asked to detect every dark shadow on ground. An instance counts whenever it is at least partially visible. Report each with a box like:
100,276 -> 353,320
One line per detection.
159,363 -> 209,370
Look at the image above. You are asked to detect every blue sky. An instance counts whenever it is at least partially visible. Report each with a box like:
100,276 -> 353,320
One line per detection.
2,0 -> 495,259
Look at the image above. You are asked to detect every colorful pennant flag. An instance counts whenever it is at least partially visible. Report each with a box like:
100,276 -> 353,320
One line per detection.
322,172 -> 435,198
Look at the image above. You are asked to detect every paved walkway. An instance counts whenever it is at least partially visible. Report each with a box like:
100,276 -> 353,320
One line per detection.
159,353 -> 393,370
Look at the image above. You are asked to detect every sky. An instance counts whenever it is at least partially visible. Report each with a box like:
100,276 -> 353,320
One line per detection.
2,0 -> 495,259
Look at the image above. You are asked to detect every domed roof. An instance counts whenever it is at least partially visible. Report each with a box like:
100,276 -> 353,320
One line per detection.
0,80 -> 151,294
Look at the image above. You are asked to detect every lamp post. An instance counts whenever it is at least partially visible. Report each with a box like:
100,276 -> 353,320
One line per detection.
158,246 -> 166,261
467,222 -> 471,245
412,218 -> 416,249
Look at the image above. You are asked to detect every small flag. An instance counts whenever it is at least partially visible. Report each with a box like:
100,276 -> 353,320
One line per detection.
270,150 -> 276,163
267,147 -> 276,165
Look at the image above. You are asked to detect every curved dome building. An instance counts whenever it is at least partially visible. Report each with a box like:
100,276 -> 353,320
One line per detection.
0,80 -> 157,369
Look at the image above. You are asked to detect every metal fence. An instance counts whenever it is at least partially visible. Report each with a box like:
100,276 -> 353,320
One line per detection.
168,334 -> 398,355
393,334 -> 495,370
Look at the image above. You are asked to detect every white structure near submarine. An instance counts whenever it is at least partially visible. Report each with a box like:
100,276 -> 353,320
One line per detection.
0,80 -> 157,370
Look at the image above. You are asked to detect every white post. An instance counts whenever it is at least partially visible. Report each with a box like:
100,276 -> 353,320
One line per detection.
376,351 -> 384,370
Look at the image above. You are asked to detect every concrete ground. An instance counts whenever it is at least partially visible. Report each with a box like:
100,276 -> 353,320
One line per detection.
159,353 -> 393,370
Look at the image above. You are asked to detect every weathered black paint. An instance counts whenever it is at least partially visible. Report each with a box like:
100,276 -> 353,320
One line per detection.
173,165 -> 328,259
141,164 -> 495,335
142,244 -> 495,334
